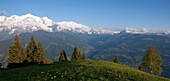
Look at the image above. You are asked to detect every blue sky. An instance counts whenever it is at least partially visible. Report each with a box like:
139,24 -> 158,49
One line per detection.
0,0 -> 170,30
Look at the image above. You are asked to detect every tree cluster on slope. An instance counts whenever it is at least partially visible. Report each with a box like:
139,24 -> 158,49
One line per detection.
7,35 -> 52,65
58,47 -> 86,62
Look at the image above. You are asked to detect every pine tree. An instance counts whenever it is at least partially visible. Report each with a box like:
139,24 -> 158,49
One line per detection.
141,47 -> 162,76
33,45 -> 38,63
82,53 -> 86,60
59,49 -> 68,62
78,52 -> 82,60
26,36 -> 38,63
71,47 -> 80,61
7,35 -> 26,63
37,41 -> 46,64
113,56 -> 119,63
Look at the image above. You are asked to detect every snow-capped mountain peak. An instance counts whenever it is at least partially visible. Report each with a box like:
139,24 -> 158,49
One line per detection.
123,28 -> 149,34
55,21 -> 93,34
0,14 -> 118,35
0,14 -> 170,37
0,14 -> 54,34
122,27 -> 170,35
23,13 -> 34,17
54,21 -> 119,34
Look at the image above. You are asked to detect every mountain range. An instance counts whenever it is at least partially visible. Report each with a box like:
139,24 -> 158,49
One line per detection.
0,14 -> 170,41
0,14 -> 170,78
0,14 -> 120,41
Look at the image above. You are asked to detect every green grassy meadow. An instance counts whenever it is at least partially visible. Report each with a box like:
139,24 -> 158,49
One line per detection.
0,60 -> 170,81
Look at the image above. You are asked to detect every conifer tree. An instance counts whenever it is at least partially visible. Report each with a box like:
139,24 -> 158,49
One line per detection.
33,45 -> 38,63
82,53 -> 86,60
37,41 -> 46,64
71,47 -> 80,61
59,49 -> 68,62
7,35 -> 26,63
59,52 -> 65,62
113,56 -> 119,63
26,36 -> 37,63
141,47 -> 162,75
78,52 -> 82,60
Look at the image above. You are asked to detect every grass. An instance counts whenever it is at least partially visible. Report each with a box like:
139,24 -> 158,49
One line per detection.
0,60 -> 170,81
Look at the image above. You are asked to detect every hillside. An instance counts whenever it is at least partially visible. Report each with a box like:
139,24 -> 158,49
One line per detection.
0,60 -> 169,81
88,33 -> 170,77
0,31 -> 170,78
